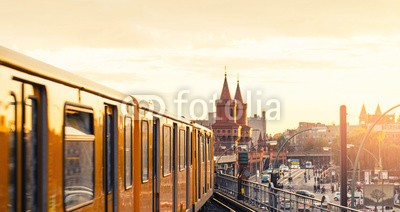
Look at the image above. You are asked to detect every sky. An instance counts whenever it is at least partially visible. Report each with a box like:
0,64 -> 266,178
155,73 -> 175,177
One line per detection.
2,0 -> 400,134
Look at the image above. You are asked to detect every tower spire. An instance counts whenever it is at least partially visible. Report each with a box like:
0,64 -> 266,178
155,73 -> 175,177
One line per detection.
225,65 -> 227,78
375,103 -> 382,115
234,74 -> 243,102
220,66 -> 231,100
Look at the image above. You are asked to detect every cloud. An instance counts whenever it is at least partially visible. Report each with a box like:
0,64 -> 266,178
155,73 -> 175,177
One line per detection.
2,0 -> 400,50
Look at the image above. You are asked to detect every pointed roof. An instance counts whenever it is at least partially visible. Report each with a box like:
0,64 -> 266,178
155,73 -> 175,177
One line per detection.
220,71 -> 231,100
360,104 -> 367,117
234,78 -> 243,102
375,104 -> 382,115
258,133 -> 263,142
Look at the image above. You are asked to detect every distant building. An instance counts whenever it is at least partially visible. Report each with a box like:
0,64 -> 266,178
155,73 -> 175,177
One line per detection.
212,72 -> 252,155
248,111 -> 267,146
359,104 -> 400,142
359,104 -> 395,126
209,72 -> 263,176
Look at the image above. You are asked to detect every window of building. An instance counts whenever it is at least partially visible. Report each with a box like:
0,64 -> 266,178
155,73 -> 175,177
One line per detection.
125,117 -> 132,188
163,126 -> 171,176
64,106 -> 94,210
142,121 -> 149,182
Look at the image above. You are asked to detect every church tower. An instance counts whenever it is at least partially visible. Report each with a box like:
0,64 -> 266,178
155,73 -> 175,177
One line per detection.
213,70 -> 241,155
359,104 -> 367,125
234,76 -> 251,143
215,71 -> 237,123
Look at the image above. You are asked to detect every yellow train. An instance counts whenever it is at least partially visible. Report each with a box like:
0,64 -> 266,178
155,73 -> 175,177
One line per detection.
0,46 -> 214,211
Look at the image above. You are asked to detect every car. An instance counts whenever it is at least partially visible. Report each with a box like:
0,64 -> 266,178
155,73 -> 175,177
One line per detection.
279,199 -> 293,210
305,161 -> 313,169
296,190 -> 315,198
261,174 -> 270,183
333,192 -> 351,201
312,202 -> 329,212
280,165 -> 290,172
290,164 -> 300,169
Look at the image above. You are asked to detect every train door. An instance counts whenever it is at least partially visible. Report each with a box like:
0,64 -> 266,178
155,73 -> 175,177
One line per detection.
185,127 -> 190,209
172,123 -> 178,211
7,78 -> 47,211
197,132 -> 202,199
192,130 -> 198,204
104,105 -> 117,211
152,118 -> 160,212
204,135 -> 208,193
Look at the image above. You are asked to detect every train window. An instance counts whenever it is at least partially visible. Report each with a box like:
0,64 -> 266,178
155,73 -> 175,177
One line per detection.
163,126 -> 171,176
187,130 -> 192,166
24,97 -> 39,211
141,121 -> 149,182
8,95 -> 17,211
179,129 -> 185,171
64,106 -> 94,210
202,135 -> 205,163
125,117 -> 132,188
208,137 -> 212,160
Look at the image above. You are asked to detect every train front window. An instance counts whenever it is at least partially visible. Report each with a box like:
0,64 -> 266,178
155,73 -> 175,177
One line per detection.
125,117 -> 132,188
64,106 -> 94,210
141,121 -> 149,182
163,126 -> 171,176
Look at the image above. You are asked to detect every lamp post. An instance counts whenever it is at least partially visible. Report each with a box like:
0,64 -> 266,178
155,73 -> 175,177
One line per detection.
272,127 -> 326,182
272,127 -> 326,186
350,104 -> 400,208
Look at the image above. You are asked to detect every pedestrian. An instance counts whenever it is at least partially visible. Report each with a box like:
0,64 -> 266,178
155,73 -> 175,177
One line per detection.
314,184 -> 317,193
317,184 -> 321,193
331,184 -> 334,193
322,186 -> 326,194
394,191 -> 399,205
304,172 -> 308,183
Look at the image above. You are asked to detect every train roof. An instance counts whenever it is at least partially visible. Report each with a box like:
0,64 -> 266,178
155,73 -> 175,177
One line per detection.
0,46 -> 129,103
137,103 -> 193,125
192,122 -> 213,132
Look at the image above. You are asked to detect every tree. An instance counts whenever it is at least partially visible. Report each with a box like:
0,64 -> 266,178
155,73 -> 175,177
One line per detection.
370,189 -> 386,212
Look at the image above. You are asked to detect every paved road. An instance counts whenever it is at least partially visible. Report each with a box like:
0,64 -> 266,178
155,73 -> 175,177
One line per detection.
277,168 -> 337,203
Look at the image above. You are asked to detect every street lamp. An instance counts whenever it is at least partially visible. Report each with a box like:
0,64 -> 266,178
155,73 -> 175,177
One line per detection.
350,104 -> 400,208
271,127 -> 326,184
347,144 -> 379,166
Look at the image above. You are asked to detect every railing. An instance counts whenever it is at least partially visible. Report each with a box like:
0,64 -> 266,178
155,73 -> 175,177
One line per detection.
215,173 -> 360,211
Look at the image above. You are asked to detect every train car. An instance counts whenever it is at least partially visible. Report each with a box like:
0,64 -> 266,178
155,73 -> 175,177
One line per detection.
0,46 -> 213,211
191,124 -> 214,212
135,107 -> 214,211
0,46 -> 138,211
